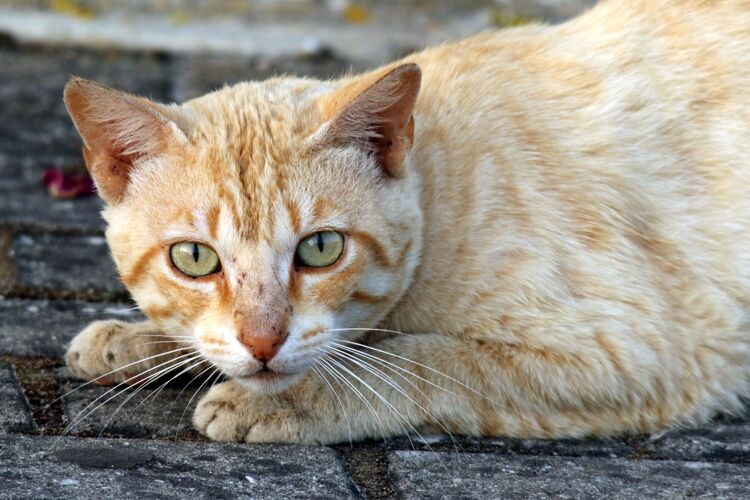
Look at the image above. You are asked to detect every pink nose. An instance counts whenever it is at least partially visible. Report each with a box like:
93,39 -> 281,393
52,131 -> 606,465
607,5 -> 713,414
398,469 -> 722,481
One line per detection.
239,331 -> 288,362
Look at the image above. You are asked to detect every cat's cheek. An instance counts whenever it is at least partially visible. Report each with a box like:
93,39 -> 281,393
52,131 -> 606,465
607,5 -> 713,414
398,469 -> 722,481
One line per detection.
335,301 -> 383,330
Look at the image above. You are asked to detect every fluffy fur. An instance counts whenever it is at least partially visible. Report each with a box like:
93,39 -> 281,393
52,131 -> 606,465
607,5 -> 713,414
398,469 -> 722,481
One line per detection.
64,0 -> 750,444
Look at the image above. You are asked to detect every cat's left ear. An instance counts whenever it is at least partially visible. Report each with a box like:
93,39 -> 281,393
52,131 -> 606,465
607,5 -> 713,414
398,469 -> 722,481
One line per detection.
63,78 -> 189,204
319,63 -> 421,177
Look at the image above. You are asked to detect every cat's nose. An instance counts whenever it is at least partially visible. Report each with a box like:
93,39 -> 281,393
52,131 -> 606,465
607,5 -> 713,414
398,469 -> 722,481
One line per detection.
239,330 -> 288,362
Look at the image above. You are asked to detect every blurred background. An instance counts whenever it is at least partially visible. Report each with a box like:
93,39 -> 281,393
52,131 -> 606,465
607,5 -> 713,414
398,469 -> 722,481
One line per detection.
0,0 -> 596,237
0,1 -> 597,64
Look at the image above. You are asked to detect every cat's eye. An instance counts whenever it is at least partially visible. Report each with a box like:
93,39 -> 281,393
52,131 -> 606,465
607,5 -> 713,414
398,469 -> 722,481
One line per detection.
170,242 -> 221,278
295,231 -> 345,268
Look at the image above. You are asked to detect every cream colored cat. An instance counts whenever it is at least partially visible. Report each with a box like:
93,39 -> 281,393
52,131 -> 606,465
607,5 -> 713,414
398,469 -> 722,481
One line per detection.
63,0 -> 750,444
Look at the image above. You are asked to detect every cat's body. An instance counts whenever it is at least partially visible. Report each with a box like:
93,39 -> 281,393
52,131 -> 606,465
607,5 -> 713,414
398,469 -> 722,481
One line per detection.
64,0 -> 750,443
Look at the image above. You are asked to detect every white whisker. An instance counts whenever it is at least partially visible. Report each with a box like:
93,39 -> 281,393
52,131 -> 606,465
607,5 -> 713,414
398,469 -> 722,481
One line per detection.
331,341 -> 463,399
96,354 -> 204,437
175,365 -> 221,440
312,364 -> 353,447
42,345 -> 196,412
322,355 -> 421,448
317,355 -> 389,442
329,344 -> 459,450
59,350 -> 199,438
335,337 -> 497,405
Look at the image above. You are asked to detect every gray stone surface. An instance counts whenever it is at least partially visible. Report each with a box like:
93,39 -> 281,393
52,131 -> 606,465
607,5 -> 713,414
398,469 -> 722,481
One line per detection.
58,366 -> 214,439
0,299 -> 142,358
0,46 -> 173,159
645,417 -> 750,463
387,434 -> 633,458
175,52 -> 356,101
0,153 -> 104,233
389,451 -> 750,499
9,233 -> 126,298
0,435 -> 358,499
0,364 -> 35,433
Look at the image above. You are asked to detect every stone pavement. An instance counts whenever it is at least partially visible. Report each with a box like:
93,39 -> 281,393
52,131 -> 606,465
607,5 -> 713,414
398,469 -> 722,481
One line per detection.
0,28 -> 749,500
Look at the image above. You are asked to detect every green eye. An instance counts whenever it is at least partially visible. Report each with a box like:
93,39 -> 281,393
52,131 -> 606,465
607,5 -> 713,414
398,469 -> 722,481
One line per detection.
295,231 -> 345,268
170,242 -> 221,278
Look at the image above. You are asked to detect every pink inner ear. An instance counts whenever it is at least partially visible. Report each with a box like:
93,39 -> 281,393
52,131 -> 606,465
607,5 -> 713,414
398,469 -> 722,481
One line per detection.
327,64 -> 422,177
63,78 -> 182,204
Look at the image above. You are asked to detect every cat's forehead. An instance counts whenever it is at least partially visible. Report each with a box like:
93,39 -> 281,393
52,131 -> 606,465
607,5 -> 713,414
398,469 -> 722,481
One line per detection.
184,78 -> 333,142
150,78 -> 354,245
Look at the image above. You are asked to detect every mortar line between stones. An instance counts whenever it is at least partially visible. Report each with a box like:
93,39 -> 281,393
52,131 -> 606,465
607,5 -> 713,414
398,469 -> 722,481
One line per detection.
1,355 -> 65,435
334,444 -> 397,499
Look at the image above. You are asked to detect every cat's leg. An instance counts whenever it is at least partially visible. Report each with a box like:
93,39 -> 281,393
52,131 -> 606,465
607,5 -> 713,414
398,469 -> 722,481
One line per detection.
65,320 -> 195,385
193,329 -> 701,444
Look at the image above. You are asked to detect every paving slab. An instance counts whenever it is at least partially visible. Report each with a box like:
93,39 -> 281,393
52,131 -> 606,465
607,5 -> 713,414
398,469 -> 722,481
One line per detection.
57,366 -> 215,439
386,434 -> 633,458
644,417 -> 750,463
9,233 -> 126,299
0,363 -> 35,433
0,435 -> 358,499
0,46 -> 173,159
0,153 -> 104,233
0,299 -> 142,358
389,451 -> 750,499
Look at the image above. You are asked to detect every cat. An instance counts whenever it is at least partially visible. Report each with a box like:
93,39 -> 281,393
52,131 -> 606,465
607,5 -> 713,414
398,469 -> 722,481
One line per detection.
62,0 -> 750,444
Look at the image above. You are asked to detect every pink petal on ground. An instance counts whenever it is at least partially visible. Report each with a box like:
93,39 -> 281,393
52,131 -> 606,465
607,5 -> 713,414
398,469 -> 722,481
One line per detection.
42,167 -> 95,199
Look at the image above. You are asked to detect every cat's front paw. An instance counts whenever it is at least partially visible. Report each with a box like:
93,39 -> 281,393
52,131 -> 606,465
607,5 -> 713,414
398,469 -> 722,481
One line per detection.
193,380 -> 310,444
65,320 -> 146,385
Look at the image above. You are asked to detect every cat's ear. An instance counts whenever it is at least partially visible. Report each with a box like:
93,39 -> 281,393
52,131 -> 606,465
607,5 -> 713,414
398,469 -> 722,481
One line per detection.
320,63 -> 421,177
63,78 -> 188,204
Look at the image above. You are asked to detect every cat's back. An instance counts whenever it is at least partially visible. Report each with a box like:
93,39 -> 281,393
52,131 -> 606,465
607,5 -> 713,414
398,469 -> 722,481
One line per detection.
388,0 -> 750,336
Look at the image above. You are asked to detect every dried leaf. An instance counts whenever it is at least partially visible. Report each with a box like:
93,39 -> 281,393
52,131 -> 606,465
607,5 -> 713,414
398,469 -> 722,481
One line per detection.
343,4 -> 370,25
51,0 -> 97,21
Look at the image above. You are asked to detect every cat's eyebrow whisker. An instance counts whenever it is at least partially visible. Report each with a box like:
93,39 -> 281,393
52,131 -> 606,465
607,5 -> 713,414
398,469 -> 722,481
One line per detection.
334,337 -> 498,406
329,344 -> 460,452
39,345 -> 197,413
95,355 -> 206,437
316,354 -> 389,443
312,365 -> 353,448
61,351 -> 200,439
58,350 -> 199,438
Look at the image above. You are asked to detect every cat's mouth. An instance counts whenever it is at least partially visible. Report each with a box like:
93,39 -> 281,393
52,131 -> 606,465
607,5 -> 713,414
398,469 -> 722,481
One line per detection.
240,365 -> 295,382
235,365 -> 303,394
247,367 -> 285,381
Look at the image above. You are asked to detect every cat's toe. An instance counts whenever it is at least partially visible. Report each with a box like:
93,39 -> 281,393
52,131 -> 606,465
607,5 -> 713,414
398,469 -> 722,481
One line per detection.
193,382 -> 251,442
65,319 -> 133,381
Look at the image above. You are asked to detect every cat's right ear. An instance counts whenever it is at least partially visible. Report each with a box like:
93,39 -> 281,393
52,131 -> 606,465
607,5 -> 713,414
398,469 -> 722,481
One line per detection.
63,78 -> 188,204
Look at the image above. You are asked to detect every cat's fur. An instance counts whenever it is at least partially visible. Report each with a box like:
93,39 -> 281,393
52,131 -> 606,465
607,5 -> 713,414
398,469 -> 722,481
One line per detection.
63,0 -> 750,443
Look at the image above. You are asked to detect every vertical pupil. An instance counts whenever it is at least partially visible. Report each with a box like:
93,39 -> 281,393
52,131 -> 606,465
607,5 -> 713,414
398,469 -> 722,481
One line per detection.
192,243 -> 200,263
317,233 -> 324,252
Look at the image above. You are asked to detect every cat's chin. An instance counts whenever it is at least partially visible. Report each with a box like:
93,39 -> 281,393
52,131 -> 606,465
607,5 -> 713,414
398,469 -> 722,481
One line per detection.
234,370 -> 304,394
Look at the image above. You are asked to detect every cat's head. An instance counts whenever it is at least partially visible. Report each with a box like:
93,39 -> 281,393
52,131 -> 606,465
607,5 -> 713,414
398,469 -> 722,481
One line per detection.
64,64 -> 423,393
